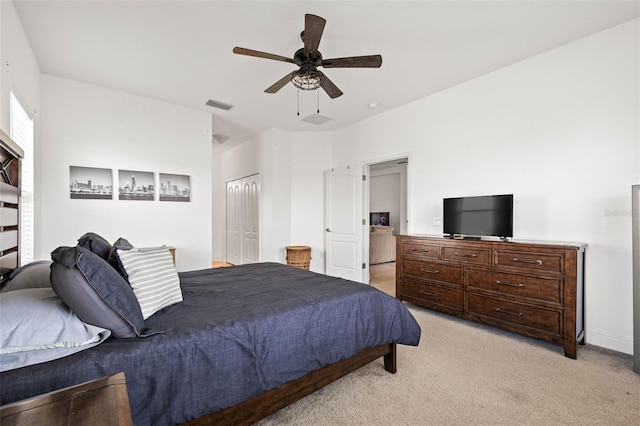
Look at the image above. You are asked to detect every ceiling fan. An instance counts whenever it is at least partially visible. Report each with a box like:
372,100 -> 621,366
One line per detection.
233,14 -> 382,99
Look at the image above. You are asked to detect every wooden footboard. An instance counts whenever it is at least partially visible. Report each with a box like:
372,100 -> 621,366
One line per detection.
182,343 -> 397,426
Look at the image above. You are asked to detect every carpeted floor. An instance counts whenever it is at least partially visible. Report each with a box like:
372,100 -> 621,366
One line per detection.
370,261 -> 396,297
257,270 -> 640,425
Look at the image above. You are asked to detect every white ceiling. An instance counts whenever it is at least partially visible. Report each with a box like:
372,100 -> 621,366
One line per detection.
12,1 -> 640,152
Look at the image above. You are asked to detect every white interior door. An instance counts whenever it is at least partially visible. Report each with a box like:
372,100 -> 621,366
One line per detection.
226,180 -> 242,265
325,165 -> 363,282
226,174 -> 260,265
242,176 -> 260,264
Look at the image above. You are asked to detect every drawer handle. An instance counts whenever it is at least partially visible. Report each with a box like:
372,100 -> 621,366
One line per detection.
420,290 -> 439,297
512,257 -> 543,266
496,280 -> 524,288
455,252 -> 477,258
495,307 -> 523,317
420,268 -> 439,274
411,248 -> 429,252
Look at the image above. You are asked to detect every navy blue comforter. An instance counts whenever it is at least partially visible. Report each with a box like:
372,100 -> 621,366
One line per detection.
0,262 -> 420,425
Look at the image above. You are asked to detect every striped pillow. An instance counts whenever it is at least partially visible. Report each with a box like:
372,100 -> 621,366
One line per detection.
116,247 -> 182,319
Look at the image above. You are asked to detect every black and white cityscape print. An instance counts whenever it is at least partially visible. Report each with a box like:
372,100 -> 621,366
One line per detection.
159,173 -> 190,202
69,166 -> 113,199
118,169 -> 154,201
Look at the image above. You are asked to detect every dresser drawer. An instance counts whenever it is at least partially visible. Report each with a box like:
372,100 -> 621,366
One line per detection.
495,249 -> 563,274
467,269 -> 562,303
467,293 -> 561,334
442,246 -> 491,265
402,242 -> 440,259
403,278 -> 463,312
403,259 -> 463,285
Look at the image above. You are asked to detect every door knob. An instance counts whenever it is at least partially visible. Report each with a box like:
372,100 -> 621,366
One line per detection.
326,228 -> 331,232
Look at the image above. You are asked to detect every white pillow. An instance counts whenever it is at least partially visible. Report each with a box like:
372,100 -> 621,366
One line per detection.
0,288 -> 111,372
116,247 -> 183,319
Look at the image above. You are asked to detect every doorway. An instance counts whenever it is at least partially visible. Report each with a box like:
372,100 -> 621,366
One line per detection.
367,158 -> 408,297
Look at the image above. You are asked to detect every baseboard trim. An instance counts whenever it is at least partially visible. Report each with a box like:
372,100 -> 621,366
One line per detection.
586,330 -> 633,355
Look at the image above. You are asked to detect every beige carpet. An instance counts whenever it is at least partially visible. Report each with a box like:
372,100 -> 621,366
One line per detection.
257,300 -> 639,425
370,261 -> 396,297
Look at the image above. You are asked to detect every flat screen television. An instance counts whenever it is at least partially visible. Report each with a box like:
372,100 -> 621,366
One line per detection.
370,212 -> 390,226
443,194 -> 513,240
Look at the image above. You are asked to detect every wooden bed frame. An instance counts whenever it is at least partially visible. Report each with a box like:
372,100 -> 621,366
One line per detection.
0,373 -> 133,426
0,344 -> 396,425
183,343 -> 397,425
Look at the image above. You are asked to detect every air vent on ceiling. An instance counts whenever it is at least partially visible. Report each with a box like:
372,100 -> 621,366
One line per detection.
301,113 -> 331,125
205,99 -> 234,111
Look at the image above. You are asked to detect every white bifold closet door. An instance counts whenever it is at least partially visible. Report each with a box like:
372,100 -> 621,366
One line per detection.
226,174 -> 260,265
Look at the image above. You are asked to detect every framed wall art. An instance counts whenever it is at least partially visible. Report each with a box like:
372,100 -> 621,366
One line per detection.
118,169 -> 154,201
69,166 -> 113,200
159,173 -> 190,202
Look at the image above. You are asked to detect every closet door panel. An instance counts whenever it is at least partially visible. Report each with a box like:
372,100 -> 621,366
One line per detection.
226,180 -> 242,265
242,177 -> 260,264
226,174 -> 260,266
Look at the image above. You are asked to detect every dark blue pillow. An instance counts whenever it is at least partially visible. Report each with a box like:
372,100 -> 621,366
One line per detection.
77,232 -> 112,261
50,245 -> 145,338
108,237 -> 134,280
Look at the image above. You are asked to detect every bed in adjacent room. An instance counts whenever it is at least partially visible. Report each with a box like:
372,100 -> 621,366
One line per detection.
0,237 -> 421,425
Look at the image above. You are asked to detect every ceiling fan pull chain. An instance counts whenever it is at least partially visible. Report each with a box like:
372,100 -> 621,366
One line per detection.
297,89 -> 300,116
317,89 -> 320,114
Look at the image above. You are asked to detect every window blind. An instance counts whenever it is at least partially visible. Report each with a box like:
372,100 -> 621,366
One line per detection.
10,91 -> 34,264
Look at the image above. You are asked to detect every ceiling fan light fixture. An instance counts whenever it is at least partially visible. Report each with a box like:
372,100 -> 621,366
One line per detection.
291,67 -> 321,91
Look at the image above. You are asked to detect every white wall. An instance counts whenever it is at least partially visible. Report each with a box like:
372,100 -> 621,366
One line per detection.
214,134 -> 265,263
211,151 -> 224,261
217,129 -> 332,272
37,75 -> 212,272
333,19 -> 639,354
0,1 -> 39,134
290,132 -> 333,272
261,129 -> 293,263
218,128 -> 295,265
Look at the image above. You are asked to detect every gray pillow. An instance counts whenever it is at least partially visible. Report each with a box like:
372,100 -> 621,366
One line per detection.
77,232 -> 112,261
0,261 -> 52,293
50,245 -> 145,338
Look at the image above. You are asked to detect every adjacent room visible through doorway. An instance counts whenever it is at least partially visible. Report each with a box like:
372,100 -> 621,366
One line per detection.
368,157 -> 408,298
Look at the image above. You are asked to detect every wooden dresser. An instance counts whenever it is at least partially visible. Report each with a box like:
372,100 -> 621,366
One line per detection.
396,235 -> 586,358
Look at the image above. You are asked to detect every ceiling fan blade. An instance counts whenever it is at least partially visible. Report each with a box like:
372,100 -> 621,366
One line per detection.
303,14 -> 326,55
265,71 -> 296,94
318,71 -> 343,99
233,47 -> 294,64
321,55 -> 382,68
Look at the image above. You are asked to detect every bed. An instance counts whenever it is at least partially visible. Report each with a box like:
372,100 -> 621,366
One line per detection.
0,248 -> 421,425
